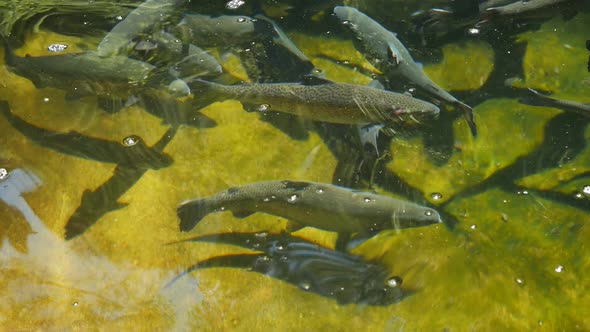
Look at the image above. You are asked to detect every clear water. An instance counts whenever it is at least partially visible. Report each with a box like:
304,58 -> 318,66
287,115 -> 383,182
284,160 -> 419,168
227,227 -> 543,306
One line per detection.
1,1 -> 589,330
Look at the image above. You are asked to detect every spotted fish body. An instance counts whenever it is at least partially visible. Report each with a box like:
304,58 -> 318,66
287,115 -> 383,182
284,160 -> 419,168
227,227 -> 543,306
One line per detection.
334,6 -> 477,136
190,78 -> 439,125
177,180 -> 442,234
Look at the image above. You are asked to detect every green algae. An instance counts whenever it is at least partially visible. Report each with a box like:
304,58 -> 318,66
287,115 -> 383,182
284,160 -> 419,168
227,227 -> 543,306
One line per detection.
0,11 -> 589,332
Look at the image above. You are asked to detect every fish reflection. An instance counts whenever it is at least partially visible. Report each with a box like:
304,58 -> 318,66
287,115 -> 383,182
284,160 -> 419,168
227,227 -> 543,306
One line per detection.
66,127 -> 178,239
168,232 -> 408,305
0,100 -> 173,169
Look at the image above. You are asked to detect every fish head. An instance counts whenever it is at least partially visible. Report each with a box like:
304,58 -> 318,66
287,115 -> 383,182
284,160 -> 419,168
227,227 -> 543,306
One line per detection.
389,203 -> 442,230
384,98 -> 440,125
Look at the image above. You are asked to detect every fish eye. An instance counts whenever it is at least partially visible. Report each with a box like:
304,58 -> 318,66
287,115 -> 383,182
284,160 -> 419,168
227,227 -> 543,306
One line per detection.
386,276 -> 402,288
424,209 -> 434,217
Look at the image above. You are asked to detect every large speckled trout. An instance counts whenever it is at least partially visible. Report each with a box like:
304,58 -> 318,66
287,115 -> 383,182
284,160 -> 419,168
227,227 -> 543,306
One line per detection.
177,180 -> 442,236
190,77 -> 440,125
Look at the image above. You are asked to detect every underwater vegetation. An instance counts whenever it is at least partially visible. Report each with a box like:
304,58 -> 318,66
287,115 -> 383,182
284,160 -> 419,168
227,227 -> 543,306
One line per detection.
0,0 -> 589,330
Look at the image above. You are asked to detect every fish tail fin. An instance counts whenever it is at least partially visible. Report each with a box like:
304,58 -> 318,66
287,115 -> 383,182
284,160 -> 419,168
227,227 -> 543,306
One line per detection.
177,198 -> 212,232
454,101 -> 477,137
518,88 -> 554,107
186,78 -> 225,110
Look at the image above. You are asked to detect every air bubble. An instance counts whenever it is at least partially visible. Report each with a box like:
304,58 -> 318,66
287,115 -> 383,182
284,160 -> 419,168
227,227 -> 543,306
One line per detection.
225,0 -> 245,9
583,185 -> 590,195
258,104 -> 270,111
470,224 -> 477,230
262,197 -> 270,202
47,43 -> 68,52
467,28 -> 480,35
0,168 -> 8,180
287,194 -> 299,203
386,276 -> 402,287
122,135 -> 140,146
515,278 -> 524,285
236,17 -> 246,23
363,197 -> 372,203
554,265 -> 564,273
300,282 -> 311,291
574,192 -> 584,199
315,188 -> 324,194
255,232 -> 268,238
42,97 -> 50,102
72,302 -> 79,307
312,68 -> 323,75
430,193 -> 443,200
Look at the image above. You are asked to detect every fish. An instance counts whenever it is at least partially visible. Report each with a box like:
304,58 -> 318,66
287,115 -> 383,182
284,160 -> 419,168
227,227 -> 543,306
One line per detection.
168,44 -> 223,79
3,42 -> 158,100
189,76 -> 440,125
97,0 -> 188,57
478,0 -> 583,25
333,6 -> 477,136
175,13 -> 257,48
65,126 -> 178,239
167,231 -> 408,305
0,101 -> 173,169
519,88 -> 590,117
177,180 -> 442,238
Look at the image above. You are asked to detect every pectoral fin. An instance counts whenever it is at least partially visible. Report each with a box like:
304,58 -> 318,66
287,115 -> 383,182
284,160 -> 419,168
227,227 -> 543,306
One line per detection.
357,124 -> 384,156
387,42 -> 401,66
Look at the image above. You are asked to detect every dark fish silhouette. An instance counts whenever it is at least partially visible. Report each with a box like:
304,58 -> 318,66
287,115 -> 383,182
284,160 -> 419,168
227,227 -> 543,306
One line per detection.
65,126 -> 178,239
0,101 -> 172,169
167,231 -> 409,305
